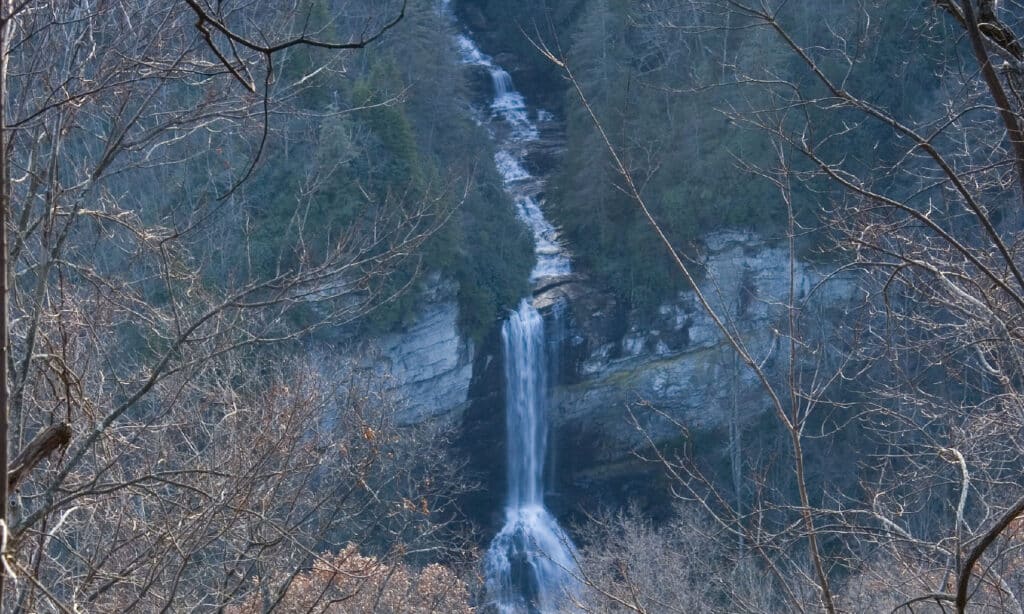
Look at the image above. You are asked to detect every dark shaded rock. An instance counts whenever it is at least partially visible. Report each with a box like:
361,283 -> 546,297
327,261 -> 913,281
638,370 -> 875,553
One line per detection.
464,64 -> 496,106
460,4 -> 489,31
454,321 -> 509,533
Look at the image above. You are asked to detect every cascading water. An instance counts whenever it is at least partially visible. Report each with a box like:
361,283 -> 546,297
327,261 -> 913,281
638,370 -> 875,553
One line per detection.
485,304 -> 579,613
447,10 -> 579,613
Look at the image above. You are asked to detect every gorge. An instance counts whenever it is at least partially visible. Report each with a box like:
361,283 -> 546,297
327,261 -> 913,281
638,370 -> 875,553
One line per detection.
366,5 -> 860,609
375,0 -> 860,545
325,0 -> 1015,609
5,1 -> 1020,611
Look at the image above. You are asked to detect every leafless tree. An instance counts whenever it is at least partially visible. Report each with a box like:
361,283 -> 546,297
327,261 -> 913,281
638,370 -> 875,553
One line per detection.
10,351 -> 472,612
539,0 -> 1024,612
0,0 -> 471,610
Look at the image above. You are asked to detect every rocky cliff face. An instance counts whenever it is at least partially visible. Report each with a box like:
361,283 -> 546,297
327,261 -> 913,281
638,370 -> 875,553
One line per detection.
370,275 -> 475,426
376,233 -> 856,521
533,231 -> 857,513
370,5 -> 859,520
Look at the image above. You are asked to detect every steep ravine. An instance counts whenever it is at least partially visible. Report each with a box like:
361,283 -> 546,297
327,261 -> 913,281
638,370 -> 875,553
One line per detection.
377,3 -> 858,533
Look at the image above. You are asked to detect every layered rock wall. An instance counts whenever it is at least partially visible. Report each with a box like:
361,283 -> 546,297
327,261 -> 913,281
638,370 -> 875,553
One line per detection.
535,231 -> 856,510
371,275 -> 475,425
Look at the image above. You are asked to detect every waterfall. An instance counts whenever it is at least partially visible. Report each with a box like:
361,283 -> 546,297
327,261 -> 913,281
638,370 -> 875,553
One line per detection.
491,68 -> 515,98
484,302 -> 579,613
448,13 -> 579,613
503,304 -> 547,508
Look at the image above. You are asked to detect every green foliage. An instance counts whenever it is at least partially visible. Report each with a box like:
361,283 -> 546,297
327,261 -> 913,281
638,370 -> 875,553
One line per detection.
226,0 -> 533,340
469,0 -> 950,315
453,174 -> 534,338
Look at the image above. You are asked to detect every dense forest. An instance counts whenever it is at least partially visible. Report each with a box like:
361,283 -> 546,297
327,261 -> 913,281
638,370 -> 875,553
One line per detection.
232,1 -> 534,340
462,0 -> 959,312
0,0 -> 1022,612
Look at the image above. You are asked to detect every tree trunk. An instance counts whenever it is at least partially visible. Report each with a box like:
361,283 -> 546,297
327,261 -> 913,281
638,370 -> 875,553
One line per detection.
0,3 -> 12,606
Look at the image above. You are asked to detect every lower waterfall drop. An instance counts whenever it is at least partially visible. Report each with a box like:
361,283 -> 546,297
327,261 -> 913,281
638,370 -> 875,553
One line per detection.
484,301 -> 579,613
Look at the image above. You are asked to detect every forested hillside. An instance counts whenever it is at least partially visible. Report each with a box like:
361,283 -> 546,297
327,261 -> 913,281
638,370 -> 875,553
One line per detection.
232,1 -> 533,339
461,0 -> 953,311
0,1 -> 523,611
462,1 -> 1024,612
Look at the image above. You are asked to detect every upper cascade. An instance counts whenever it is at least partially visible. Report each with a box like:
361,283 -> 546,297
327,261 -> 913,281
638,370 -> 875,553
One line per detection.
452,25 -> 571,283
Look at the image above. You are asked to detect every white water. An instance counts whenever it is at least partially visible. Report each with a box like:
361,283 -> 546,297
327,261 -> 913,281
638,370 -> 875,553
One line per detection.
485,304 -> 579,613
449,13 -> 579,613
453,24 -> 571,283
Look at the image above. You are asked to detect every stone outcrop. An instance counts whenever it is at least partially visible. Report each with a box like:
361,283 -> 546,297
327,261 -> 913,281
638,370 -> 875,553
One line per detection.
534,231 -> 857,510
383,233 -> 857,521
371,275 -> 475,425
